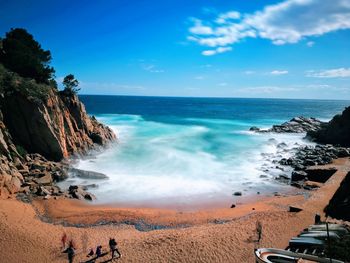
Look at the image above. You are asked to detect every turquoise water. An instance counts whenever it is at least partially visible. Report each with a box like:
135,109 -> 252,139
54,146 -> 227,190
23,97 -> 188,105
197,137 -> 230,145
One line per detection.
61,96 -> 350,208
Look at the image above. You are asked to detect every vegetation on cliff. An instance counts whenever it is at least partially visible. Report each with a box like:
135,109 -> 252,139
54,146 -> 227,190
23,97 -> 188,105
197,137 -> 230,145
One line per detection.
307,107 -> 350,147
0,27 -> 116,161
0,28 -> 116,199
0,28 -> 55,84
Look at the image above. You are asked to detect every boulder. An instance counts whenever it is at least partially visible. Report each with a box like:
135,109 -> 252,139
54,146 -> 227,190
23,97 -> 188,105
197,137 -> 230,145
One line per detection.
31,162 -> 47,171
5,177 -> 22,194
69,168 -> 108,180
34,173 -> 53,185
289,206 -> 303,213
249,126 -> 260,132
305,168 -> 337,183
68,185 -> 96,201
84,192 -> 96,201
291,171 -> 307,181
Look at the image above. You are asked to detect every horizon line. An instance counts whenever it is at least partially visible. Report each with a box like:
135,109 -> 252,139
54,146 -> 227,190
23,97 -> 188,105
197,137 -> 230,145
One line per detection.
78,93 -> 350,102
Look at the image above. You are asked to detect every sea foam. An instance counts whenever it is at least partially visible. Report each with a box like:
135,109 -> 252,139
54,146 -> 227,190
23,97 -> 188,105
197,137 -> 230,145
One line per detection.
60,114 -> 313,207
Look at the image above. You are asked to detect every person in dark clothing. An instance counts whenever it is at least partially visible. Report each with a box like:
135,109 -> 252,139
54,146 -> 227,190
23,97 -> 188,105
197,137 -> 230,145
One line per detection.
87,248 -> 94,257
109,238 -> 121,259
314,213 -> 321,224
63,242 -> 75,263
96,245 -> 103,258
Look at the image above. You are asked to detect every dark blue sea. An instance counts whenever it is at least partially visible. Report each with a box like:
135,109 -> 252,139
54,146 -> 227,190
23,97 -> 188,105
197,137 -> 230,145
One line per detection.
62,96 -> 349,208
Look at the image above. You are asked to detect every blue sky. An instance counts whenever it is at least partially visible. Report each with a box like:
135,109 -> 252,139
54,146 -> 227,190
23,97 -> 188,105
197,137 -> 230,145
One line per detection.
1,0 -> 350,99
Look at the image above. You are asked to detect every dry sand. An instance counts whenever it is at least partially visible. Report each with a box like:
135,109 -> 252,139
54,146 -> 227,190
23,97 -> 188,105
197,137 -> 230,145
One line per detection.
1,157 -> 349,263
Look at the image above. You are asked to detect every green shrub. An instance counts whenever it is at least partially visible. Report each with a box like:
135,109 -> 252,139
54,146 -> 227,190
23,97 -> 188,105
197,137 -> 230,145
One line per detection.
15,144 -> 27,157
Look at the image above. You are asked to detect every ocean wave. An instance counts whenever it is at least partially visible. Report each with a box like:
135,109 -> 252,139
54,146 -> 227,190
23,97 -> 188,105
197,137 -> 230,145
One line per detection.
62,113 -> 315,206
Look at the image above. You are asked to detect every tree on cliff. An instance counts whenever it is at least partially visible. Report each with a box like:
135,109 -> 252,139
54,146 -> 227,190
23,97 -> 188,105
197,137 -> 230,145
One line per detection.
0,28 -> 55,84
61,74 -> 80,96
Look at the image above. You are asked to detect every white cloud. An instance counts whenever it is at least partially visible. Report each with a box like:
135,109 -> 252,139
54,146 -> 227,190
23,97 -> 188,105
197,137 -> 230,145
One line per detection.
244,70 -> 255,75
216,11 -> 241,24
142,64 -> 164,73
236,86 -> 299,94
189,19 -> 214,35
195,75 -> 205,80
202,46 -> 232,56
306,68 -> 350,78
188,0 -> 350,54
306,41 -> 315,47
270,70 -> 289,75
218,82 -> 228,86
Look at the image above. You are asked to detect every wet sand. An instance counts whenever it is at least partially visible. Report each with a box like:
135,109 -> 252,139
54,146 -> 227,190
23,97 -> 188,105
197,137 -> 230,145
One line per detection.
0,158 -> 349,263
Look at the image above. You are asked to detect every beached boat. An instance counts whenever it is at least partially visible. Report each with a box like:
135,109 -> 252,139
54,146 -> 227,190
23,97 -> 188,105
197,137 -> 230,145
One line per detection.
289,237 -> 325,248
298,231 -> 340,241
255,248 -> 344,263
306,224 -> 349,236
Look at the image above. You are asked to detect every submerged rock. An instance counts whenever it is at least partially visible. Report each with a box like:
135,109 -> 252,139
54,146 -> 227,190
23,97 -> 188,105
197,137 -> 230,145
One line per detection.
69,168 -> 108,180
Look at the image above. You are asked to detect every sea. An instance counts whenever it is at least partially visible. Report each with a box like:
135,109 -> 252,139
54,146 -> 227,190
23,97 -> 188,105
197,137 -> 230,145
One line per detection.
59,96 -> 350,209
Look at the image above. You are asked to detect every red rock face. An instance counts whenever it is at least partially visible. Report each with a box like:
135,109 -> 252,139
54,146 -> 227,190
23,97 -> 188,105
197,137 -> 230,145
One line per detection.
1,89 -> 116,161
0,89 -> 116,197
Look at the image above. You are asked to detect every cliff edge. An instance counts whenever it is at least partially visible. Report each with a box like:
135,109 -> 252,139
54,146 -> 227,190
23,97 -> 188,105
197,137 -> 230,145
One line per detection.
1,89 -> 115,161
0,68 -> 116,199
307,106 -> 350,147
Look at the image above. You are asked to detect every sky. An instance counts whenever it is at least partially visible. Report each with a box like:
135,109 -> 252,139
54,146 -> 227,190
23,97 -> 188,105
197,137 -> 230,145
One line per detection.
0,0 -> 350,99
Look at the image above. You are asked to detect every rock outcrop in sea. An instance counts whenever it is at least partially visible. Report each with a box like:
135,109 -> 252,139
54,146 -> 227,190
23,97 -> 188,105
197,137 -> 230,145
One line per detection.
250,113 -> 350,191
0,75 -> 116,199
250,116 -> 324,133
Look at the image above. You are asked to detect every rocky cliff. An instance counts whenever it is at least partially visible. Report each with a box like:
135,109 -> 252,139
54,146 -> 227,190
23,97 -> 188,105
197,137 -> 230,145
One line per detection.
307,106 -> 350,147
1,89 -> 115,161
0,79 -> 116,199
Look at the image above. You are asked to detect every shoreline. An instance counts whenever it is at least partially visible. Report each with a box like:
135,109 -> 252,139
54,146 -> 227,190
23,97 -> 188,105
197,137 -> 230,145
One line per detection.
0,157 -> 349,262
32,158 -> 349,229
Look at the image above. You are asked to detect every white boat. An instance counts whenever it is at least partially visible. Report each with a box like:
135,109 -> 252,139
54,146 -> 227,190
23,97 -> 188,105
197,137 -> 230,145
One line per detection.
298,231 -> 340,241
255,248 -> 344,263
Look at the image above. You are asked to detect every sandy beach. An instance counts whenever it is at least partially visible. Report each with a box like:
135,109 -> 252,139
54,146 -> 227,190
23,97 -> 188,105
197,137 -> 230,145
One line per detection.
0,157 -> 349,263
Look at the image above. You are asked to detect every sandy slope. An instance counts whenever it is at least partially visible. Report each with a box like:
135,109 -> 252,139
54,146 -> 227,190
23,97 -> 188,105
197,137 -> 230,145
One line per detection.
0,158 -> 349,263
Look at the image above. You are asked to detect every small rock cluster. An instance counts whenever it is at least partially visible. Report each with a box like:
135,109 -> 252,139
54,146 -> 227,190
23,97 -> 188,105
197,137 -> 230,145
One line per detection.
250,117 -> 324,133
0,153 -> 97,202
68,185 -> 96,201
277,144 -> 350,189
279,144 -> 350,171
250,116 -> 350,190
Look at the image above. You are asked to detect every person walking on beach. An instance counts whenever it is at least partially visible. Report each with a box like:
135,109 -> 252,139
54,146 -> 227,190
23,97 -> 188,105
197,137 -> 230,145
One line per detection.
87,248 -> 94,258
96,245 -> 103,258
63,241 -> 75,263
256,221 -> 263,243
61,232 -> 67,249
109,237 -> 122,259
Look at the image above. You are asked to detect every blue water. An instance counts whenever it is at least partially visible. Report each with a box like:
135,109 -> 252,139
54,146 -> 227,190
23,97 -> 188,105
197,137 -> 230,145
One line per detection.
64,96 -> 349,208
